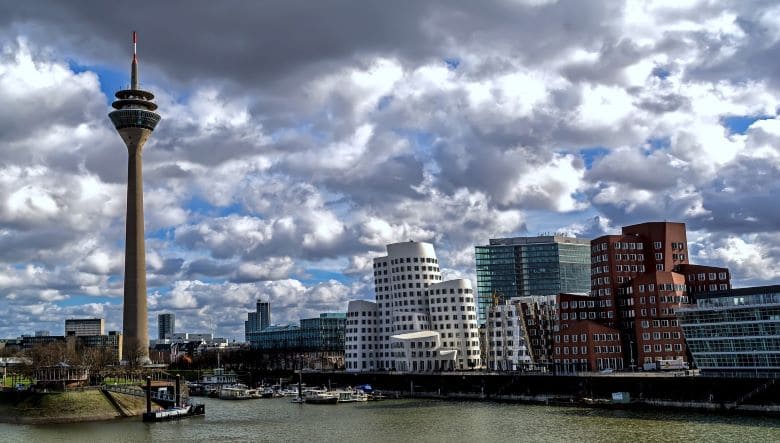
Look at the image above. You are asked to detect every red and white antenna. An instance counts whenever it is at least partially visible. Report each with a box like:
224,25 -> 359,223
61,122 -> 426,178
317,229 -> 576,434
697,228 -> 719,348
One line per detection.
133,31 -> 137,60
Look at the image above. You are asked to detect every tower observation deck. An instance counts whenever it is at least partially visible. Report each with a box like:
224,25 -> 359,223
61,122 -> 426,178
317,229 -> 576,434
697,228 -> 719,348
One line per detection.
109,32 -> 160,364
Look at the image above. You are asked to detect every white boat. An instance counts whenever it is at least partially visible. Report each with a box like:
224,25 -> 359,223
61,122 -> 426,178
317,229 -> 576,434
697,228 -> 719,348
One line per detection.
142,403 -> 205,422
219,383 -> 256,400
304,390 -> 338,404
335,389 -> 369,403
201,367 -> 238,385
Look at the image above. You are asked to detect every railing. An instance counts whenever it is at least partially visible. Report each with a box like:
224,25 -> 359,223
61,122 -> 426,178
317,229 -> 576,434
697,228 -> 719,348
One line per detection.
102,384 -> 176,402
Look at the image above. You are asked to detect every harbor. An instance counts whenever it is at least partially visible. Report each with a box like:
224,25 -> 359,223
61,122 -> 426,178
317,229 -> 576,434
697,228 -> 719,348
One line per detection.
2,396 -> 779,442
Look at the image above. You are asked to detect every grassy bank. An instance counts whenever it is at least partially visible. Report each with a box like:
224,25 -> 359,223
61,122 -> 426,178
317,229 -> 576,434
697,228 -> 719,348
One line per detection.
0,389 -> 149,424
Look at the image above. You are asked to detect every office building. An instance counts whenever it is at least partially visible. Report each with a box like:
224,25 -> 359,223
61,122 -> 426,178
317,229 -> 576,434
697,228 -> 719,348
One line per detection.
475,235 -> 591,325
65,318 -> 105,337
345,241 -> 481,372
109,32 -> 161,363
66,331 -> 123,362
244,300 -> 271,341
677,285 -> 780,375
590,221 -> 730,367
158,313 -> 175,340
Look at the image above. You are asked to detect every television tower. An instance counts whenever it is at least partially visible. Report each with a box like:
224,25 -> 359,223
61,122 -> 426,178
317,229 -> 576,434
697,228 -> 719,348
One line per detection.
108,32 -> 160,363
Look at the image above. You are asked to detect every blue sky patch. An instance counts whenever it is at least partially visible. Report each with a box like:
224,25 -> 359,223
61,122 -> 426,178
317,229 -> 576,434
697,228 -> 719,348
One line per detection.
444,58 -> 460,70
651,66 -> 671,80
722,115 -> 771,135
578,146 -> 610,169
297,268 -> 352,285
69,61 -> 127,104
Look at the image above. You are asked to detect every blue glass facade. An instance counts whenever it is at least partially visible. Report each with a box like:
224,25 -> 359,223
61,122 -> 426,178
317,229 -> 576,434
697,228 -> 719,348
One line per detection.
677,285 -> 780,374
476,236 -> 591,325
248,313 -> 346,351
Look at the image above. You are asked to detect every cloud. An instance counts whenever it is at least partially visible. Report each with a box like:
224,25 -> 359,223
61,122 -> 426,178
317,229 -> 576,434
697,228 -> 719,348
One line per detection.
2,1 -> 780,339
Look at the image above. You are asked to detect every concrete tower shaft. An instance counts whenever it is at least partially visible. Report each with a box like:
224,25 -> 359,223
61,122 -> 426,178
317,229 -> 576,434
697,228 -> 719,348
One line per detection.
108,32 -> 160,363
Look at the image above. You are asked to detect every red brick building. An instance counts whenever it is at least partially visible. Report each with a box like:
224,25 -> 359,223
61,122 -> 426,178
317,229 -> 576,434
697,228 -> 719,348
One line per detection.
591,222 -> 731,368
553,320 -> 623,372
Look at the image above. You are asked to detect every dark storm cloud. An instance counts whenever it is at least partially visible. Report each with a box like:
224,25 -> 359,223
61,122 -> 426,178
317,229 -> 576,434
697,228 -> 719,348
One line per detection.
0,1 -> 620,91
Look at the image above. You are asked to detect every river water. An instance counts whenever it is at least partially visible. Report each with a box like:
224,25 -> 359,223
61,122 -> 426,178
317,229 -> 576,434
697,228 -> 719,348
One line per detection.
2,397 -> 779,442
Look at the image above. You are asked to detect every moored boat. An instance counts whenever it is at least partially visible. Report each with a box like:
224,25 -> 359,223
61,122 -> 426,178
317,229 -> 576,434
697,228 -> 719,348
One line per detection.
219,384 -> 256,400
304,391 -> 339,404
142,403 -> 205,422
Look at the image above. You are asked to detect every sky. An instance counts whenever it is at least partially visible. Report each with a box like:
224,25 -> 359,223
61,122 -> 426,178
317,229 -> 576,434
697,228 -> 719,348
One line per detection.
1,0 -> 780,340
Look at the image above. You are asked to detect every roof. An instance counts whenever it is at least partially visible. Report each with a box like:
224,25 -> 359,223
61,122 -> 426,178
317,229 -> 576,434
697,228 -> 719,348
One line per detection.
391,331 -> 439,340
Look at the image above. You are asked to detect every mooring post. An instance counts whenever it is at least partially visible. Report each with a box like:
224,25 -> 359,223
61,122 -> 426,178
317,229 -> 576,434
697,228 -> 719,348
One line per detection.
175,374 -> 181,407
146,376 -> 152,414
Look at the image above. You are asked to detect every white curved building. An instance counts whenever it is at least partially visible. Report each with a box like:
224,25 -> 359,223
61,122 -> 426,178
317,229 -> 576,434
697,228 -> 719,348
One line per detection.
427,279 -> 481,369
345,300 -> 379,372
346,241 -> 481,372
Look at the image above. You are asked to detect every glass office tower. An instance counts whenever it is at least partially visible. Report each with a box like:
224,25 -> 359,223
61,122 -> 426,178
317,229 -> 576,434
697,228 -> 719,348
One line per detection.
677,285 -> 780,374
475,236 -> 591,324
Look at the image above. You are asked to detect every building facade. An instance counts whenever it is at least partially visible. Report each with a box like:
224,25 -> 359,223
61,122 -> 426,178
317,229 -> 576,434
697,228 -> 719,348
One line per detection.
245,300 -> 271,341
66,331 -> 123,362
346,241 -> 481,372
158,313 -> 175,340
65,318 -> 105,337
475,236 -> 591,325
485,300 -> 533,371
344,300 -> 379,371
247,313 -> 346,352
677,285 -> 780,374
590,222 -> 731,367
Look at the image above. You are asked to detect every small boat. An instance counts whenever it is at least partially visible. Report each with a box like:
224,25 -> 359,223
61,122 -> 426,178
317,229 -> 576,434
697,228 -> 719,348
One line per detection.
304,391 -> 338,405
290,396 -> 305,404
219,384 -> 256,400
142,402 -> 205,422
335,389 -> 369,403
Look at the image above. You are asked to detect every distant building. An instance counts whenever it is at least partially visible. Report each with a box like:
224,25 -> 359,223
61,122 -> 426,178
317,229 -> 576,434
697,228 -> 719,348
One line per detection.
475,236 -> 591,325
21,335 -> 65,349
247,313 -> 346,371
35,330 -> 50,337
65,318 -> 104,337
248,313 -> 346,352
66,331 -> 123,362
245,300 -> 271,341
677,285 -> 780,375
158,313 -> 175,340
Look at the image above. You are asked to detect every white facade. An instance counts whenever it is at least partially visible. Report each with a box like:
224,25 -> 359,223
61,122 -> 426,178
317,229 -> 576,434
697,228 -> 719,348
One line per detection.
65,318 -> 104,337
346,241 -> 482,372
345,300 -> 379,372
485,300 -> 533,371
427,279 -> 481,369
390,331 -> 456,372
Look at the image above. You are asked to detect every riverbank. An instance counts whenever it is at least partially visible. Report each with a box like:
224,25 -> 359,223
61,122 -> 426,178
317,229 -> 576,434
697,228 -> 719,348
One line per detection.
0,389 -> 150,424
297,371 -> 780,416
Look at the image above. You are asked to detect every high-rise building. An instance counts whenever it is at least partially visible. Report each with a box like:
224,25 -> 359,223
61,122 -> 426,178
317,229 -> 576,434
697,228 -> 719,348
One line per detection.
108,32 -> 160,363
244,300 -> 271,341
590,221 -> 730,367
345,241 -> 481,372
475,235 -> 591,324
158,313 -> 175,340
65,318 -> 105,337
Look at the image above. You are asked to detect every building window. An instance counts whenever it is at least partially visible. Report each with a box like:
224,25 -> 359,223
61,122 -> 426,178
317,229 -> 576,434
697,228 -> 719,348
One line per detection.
653,242 -> 662,249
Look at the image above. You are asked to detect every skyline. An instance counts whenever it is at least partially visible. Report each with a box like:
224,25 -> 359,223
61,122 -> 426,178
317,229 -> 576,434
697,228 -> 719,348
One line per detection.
1,1 -> 780,340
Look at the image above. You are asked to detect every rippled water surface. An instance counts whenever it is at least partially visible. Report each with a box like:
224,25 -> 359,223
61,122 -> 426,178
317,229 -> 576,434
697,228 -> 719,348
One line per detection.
2,397 -> 780,442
